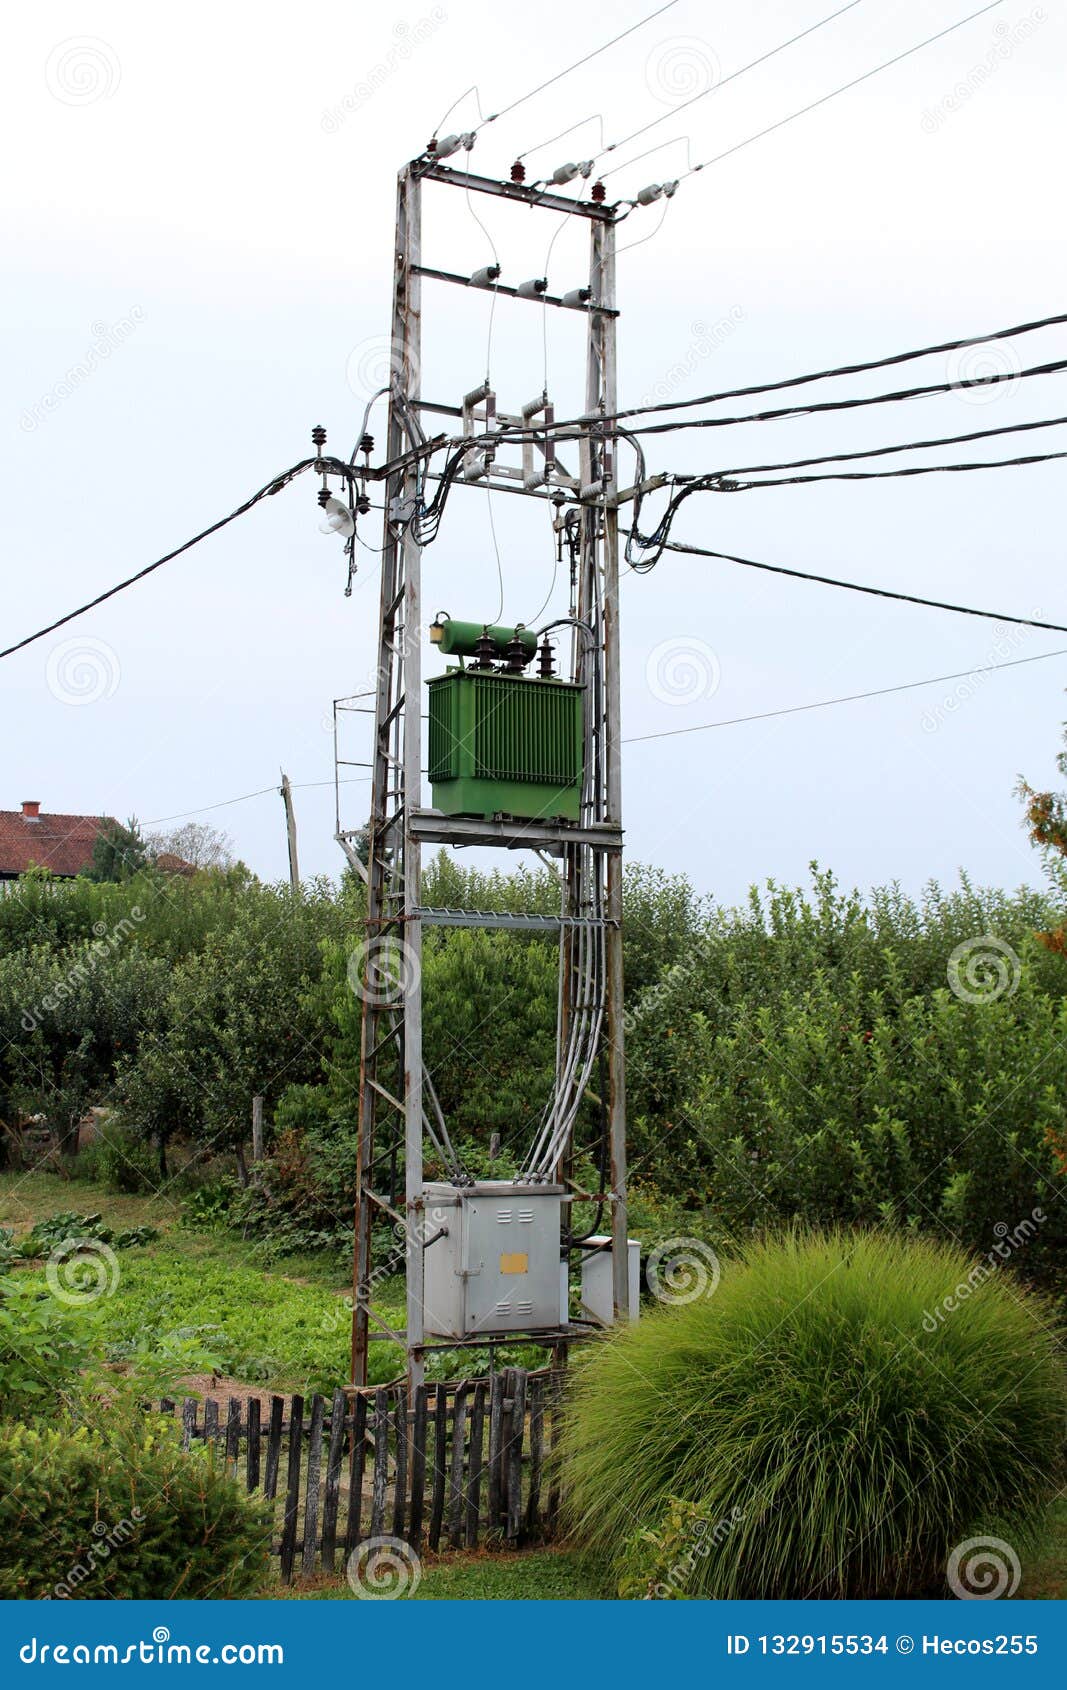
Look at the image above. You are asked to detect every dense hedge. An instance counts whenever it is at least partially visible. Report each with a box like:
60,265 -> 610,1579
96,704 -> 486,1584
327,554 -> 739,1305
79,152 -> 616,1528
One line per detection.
561,1229 -> 1067,1599
0,1417 -> 270,1599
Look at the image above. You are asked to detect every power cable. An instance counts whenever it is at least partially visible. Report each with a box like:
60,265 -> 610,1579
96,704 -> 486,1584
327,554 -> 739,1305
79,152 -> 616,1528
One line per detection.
708,412 -> 1067,479
0,456 -> 338,664
635,534 -> 1067,634
592,0 -> 868,173
483,353 -> 1067,449
469,2 -> 680,136
678,0 -> 1006,184
720,446 -> 1067,490
491,307 -> 1067,436
145,775 -> 371,829
623,646 -> 1067,745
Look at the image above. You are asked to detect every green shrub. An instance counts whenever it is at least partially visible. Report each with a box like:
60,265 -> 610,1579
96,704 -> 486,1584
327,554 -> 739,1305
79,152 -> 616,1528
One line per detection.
0,1277 -> 95,1420
74,1118 -> 159,1194
0,1416 -> 270,1598
561,1229 -> 1067,1599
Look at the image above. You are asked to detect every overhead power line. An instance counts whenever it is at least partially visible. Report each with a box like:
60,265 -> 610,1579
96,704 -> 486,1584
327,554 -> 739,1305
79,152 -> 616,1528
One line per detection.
493,307 -> 1067,438
623,645 -> 1067,745
641,535 -> 1067,633
587,0 -> 867,172
144,775 -> 370,828
0,456 -> 349,664
468,1 -> 679,135
719,445 -> 1067,490
680,0 -> 1007,181
710,412 -> 1067,479
487,355 -> 1067,449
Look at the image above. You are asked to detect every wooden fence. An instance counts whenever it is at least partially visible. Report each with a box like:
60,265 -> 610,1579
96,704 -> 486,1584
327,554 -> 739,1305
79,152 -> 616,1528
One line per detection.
159,1367 -> 563,1583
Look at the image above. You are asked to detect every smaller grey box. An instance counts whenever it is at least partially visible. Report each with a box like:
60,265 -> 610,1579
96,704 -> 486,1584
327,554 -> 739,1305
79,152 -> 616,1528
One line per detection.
422,1181 -> 563,1339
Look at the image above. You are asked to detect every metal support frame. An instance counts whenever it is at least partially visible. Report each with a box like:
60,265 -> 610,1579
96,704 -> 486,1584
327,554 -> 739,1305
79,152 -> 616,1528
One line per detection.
351,157 -> 628,1391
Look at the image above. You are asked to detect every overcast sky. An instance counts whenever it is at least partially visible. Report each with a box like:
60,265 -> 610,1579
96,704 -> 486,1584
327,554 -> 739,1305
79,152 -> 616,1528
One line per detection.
2,0 -> 1064,904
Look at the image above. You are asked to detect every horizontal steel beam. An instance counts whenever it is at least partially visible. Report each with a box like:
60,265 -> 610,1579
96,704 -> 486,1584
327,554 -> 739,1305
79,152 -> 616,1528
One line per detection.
414,906 -> 617,932
415,160 -> 617,221
413,264 -> 619,317
407,808 -> 623,854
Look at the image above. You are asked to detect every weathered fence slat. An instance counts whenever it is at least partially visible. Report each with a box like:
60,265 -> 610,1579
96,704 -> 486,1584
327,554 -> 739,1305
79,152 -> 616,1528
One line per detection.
264,1396 -> 284,1500
507,1370 -> 527,1541
301,1394 -> 325,1579
203,1399 -> 219,1452
344,1394 -> 368,1558
448,1385 -> 469,1549
246,1398 -> 262,1493
525,1377 -> 544,1536
465,1382 -> 486,1548
279,1395 -> 304,1584
370,1389 -> 389,1539
180,1398 -> 197,1452
428,1382 -> 448,1551
391,1392 -> 408,1540
487,1371 -> 506,1531
320,1389 -> 347,1574
225,1399 -> 242,1474
408,1384 -> 429,1548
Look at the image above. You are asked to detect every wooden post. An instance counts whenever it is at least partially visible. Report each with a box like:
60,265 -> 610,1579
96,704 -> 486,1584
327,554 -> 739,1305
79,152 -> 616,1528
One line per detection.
251,1095 -> 264,1171
279,770 -> 300,894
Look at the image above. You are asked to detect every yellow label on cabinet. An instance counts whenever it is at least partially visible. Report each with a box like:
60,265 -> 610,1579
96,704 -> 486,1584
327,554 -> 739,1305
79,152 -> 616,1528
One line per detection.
499,1252 -> 529,1275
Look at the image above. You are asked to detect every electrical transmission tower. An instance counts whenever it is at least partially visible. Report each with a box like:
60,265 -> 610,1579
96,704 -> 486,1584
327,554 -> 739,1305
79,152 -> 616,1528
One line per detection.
341,154 -> 630,1390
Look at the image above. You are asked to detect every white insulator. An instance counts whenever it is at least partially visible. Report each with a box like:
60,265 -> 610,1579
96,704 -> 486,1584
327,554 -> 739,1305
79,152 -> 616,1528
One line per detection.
471,264 -> 501,288
636,182 -> 664,206
551,161 -> 580,184
433,133 -> 465,159
561,287 -> 591,309
516,277 -> 548,299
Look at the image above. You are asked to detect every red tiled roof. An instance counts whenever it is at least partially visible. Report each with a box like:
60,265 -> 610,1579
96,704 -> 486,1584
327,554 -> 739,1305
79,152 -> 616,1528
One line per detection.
0,810 -> 116,878
153,851 -> 197,877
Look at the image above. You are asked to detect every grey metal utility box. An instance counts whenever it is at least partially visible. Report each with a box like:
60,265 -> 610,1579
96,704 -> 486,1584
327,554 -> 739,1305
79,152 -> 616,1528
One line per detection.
580,1235 -> 642,1325
422,1181 -> 564,1339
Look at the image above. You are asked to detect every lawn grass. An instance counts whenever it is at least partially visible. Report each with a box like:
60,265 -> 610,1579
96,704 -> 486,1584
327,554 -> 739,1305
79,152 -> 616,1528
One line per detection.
277,1547 -> 610,1600
0,1170 -> 168,1237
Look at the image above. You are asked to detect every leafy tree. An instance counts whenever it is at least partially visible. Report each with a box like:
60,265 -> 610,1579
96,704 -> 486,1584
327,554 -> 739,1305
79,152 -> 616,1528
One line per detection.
147,820 -> 237,871
87,816 -> 148,882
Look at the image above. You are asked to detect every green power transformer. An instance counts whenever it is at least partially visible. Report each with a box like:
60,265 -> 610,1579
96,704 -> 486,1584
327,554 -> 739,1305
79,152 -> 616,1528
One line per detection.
427,668 -> 584,822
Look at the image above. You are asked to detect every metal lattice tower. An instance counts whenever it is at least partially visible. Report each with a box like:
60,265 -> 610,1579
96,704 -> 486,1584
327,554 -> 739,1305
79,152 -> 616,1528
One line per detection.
343,158 -> 628,1389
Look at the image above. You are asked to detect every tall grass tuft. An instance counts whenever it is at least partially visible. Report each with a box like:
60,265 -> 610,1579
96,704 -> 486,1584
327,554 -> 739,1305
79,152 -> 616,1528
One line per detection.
560,1229 -> 1066,1598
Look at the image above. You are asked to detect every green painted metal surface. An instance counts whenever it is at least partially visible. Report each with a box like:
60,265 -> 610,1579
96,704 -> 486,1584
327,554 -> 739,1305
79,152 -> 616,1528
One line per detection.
428,668 -> 583,821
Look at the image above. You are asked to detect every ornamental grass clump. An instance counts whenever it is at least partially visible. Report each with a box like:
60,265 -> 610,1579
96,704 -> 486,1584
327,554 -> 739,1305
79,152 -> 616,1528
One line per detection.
560,1229 -> 1067,1598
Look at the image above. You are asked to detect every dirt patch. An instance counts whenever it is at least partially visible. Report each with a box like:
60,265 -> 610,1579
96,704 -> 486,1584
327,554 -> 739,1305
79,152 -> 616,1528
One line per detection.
168,1373 -> 296,1415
